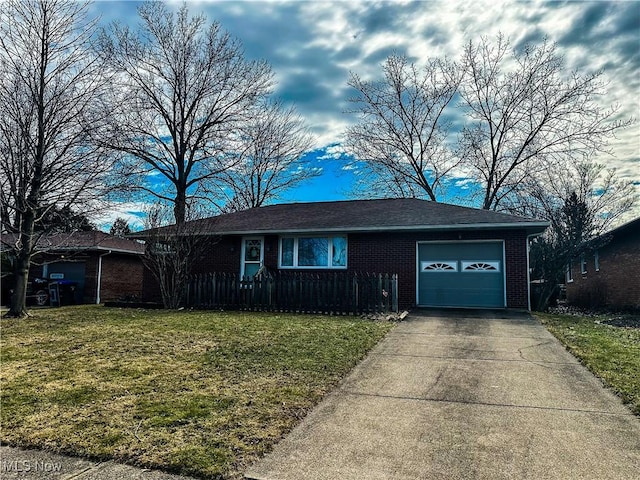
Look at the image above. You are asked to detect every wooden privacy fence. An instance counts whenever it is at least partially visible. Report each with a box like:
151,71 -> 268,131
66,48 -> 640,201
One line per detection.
186,272 -> 398,314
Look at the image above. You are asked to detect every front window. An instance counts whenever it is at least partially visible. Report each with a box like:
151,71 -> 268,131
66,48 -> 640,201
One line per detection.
279,236 -> 347,269
298,237 -> 328,266
566,263 -> 573,283
580,254 -> 587,275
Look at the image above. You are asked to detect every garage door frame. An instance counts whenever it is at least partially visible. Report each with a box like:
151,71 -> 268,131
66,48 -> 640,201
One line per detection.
415,240 -> 507,308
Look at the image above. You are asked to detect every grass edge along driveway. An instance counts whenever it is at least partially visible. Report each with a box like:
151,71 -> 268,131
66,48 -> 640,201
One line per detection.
0,306 -> 395,479
535,312 -> 640,415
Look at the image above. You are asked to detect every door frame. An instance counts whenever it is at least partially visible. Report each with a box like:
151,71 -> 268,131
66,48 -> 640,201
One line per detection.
240,236 -> 265,277
415,239 -> 507,308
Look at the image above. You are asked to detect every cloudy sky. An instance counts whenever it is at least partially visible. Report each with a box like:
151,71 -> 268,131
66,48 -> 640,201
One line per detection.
91,0 -> 640,227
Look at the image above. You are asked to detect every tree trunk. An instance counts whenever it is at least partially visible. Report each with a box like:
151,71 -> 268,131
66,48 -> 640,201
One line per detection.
7,227 -> 33,317
174,190 -> 186,225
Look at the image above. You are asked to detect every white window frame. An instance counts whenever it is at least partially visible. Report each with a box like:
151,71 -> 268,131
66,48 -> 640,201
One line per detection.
594,250 -> 600,272
566,263 -> 574,283
580,254 -> 587,275
278,235 -> 347,269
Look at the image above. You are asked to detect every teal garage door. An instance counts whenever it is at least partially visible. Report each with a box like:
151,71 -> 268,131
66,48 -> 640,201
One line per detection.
418,242 -> 505,308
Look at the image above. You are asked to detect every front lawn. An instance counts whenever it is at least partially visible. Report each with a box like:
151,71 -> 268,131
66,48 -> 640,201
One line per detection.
535,312 -> 640,415
0,306 -> 394,479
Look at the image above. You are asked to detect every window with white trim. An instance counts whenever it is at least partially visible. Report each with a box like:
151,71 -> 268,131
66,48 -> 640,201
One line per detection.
566,263 -> 573,283
580,254 -> 587,275
594,250 -> 600,272
279,236 -> 347,269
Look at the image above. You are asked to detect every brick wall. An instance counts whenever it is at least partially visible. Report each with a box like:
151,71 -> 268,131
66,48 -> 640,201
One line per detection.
566,235 -> 640,309
99,254 -> 145,302
193,236 -> 242,274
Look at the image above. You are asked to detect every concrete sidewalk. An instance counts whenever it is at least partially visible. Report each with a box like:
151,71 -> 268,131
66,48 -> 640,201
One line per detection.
245,310 -> 640,480
0,446 -> 196,479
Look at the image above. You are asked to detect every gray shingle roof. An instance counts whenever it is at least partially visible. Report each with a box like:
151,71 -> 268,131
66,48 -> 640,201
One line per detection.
1,231 -> 145,254
180,198 -> 548,235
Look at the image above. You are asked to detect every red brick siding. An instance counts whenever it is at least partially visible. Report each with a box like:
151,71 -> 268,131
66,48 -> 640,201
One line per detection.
193,236 -> 242,274
99,254 -> 144,302
566,236 -> 640,309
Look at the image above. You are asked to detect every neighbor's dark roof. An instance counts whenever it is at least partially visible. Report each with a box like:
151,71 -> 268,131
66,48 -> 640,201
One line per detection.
595,216 -> 640,247
161,198 -> 548,235
1,231 -> 145,254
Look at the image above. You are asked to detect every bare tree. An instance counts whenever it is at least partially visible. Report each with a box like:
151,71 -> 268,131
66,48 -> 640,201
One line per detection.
139,203 -> 209,309
345,53 -> 461,200
0,0 -> 116,317
458,34 -> 634,211
98,0 -> 274,224
215,99 -> 315,212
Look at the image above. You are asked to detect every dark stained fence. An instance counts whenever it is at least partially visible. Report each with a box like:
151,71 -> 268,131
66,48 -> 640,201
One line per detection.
186,272 -> 398,314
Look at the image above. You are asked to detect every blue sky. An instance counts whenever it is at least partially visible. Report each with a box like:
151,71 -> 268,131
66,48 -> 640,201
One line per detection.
91,0 -> 640,229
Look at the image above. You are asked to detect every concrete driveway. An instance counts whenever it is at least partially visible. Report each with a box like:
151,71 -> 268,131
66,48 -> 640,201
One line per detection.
245,310 -> 640,480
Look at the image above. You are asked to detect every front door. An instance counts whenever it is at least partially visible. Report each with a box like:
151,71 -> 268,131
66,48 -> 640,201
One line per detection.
241,237 -> 264,278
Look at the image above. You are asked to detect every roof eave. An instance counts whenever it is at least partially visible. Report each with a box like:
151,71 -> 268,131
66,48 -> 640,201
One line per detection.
196,222 -> 550,236
35,245 -> 144,255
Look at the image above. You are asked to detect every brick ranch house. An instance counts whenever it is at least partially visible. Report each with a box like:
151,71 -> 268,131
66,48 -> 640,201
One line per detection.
566,217 -> 640,310
1,231 -> 145,305
145,198 -> 548,311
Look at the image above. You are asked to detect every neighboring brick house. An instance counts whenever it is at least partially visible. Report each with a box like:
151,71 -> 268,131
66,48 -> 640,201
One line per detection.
566,217 -> 640,309
142,199 -> 548,310
2,231 -> 145,305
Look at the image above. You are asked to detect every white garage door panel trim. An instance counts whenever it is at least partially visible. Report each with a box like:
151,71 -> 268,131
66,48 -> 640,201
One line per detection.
416,240 -> 507,308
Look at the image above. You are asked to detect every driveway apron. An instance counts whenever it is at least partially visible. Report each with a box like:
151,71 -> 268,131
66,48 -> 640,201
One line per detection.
245,310 -> 640,480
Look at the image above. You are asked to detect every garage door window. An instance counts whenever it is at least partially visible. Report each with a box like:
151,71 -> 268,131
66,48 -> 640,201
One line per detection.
421,261 -> 457,271
462,261 -> 500,272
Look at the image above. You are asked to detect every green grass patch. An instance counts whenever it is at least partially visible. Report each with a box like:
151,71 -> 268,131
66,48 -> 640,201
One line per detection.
1,306 -> 394,479
535,312 -> 640,415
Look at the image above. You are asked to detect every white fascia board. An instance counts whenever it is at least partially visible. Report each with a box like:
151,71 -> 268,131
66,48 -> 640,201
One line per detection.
197,222 -> 550,236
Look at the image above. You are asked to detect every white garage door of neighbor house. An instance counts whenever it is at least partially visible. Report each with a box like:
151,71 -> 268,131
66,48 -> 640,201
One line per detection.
417,241 -> 505,308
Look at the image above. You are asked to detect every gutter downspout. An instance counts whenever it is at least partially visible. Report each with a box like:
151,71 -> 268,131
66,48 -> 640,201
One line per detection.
96,250 -> 111,304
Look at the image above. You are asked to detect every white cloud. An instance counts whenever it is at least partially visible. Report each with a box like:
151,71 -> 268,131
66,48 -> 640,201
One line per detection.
92,201 -> 151,232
